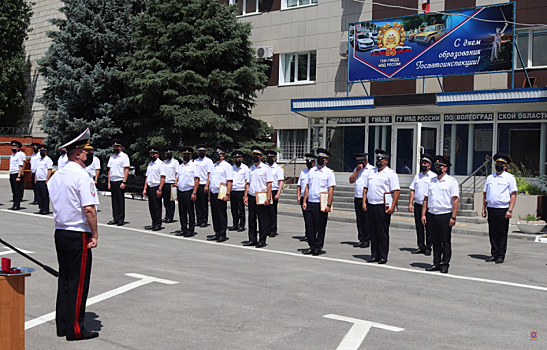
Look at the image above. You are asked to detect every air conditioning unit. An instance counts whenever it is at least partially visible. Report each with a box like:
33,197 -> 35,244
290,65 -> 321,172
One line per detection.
256,46 -> 273,60
339,40 -> 348,58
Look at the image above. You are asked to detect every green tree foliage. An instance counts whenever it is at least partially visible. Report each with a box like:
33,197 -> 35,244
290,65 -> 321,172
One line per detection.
38,0 -> 145,158
118,0 -> 272,165
0,0 -> 33,126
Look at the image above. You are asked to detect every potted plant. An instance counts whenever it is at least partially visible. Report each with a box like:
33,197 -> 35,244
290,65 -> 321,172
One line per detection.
516,213 -> 547,234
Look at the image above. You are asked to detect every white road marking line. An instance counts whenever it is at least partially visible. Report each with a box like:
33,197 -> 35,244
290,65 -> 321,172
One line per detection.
0,246 -> 34,256
324,314 -> 404,350
3,209 -> 547,293
25,273 -> 178,330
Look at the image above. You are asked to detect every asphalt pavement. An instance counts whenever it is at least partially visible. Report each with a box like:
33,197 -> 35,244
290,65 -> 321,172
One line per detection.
0,182 -> 546,349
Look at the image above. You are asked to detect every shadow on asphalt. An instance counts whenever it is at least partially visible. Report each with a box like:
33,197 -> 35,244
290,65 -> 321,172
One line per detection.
468,254 -> 490,260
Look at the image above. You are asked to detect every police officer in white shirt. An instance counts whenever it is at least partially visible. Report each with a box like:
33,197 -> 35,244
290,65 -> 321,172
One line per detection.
297,153 -> 316,242
107,139 -> 130,226
207,146 -> 233,242
48,128 -> 99,341
302,148 -> 336,256
194,144 -> 214,227
8,140 -> 26,210
421,155 -> 459,274
57,147 -> 68,169
482,152 -> 517,264
408,153 -> 436,255
229,150 -> 249,232
84,150 -> 100,183
363,149 -> 400,264
349,152 -> 374,248
34,144 -> 53,214
243,146 -> 273,248
175,146 -> 200,237
266,150 -> 284,237
30,142 -> 41,205
142,145 -> 166,231
162,146 -> 179,223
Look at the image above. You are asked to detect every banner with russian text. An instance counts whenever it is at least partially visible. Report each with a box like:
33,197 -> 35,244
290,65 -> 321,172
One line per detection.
348,3 -> 514,82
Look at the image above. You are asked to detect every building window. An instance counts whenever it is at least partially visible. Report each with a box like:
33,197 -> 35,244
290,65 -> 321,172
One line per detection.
282,0 -> 318,9
279,51 -> 316,84
230,0 -> 259,16
278,129 -> 307,161
516,28 -> 547,69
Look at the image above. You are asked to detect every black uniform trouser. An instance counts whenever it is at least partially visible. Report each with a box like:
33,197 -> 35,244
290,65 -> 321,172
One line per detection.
146,185 -> 162,226
413,203 -> 431,250
9,173 -> 23,208
300,196 -> 307,234
487,207 -> 509,260
162,183 -> 175,220
211,195 -> 228,237
55,229 -> 92,340
304,201 -> 329,252
354,198 -> 370,243
36,180 -> 49,212
368,204 -> 391,260
178,189 -> 195,234
269,189 -> 279,235
248,195 -> 269,245
230,190 -> 245,229
426,212 -> 452,266
31,172 -> 37,202
110,180 -> 125,223
195,184 -> 208,225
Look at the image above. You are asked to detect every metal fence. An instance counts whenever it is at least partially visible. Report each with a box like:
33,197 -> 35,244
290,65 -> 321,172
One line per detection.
0,127 -> 30,136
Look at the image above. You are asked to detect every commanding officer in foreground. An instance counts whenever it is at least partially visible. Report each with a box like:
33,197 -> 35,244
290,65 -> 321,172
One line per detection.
302,148 -> 336,256
266,150 -> 284,237
207,146 -> 233,242
8,140 -> 25,210
34,144 -> 53,215
107,139 -> 130,226
48,128 -> 99,341
363,149 -> 400,264
482,152 -> 517,264
296,153 -> 316,241
194,144 -> 213,227
349,152 -> 374,248
421,155 -> 459,274
142,145 -> 166,231
408,153 -> 435,255
229,150 -> 249,232
162,146 -> 179,223
243,146 -> 273,248
175,146 -> 199,237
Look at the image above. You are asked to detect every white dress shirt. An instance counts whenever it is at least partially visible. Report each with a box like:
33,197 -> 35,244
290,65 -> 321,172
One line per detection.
269,163 -> 285,191
364,167 -> 400,205
426,175 -> 459,215
163,158 -> 179,184
57,154 -> 68,169
107,151 -> 130,181
298,167 -> 311,196
35,156 -> 53,181
409,170 -> 436,205
146,158 -> 166,187
353,163 -> 374,198
9,152 -> 25,174
176,161 -> 198,192
30,152 -> 40,173
209,160 -> 233,194
85,156 -> 100,178
247,162 -> 273,196
307,166 -> 336,203
232,163 -> 250,191
193,156 -> 213,185
484,171 -> 517,208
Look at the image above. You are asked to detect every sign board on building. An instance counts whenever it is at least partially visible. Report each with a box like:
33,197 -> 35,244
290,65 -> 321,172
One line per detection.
395,114 -> 441,122
498,112 -> 547,120
369,116 -> 392,124
444,113 -> 494,121
327,117 -> 366,124
348,4 -> 514,82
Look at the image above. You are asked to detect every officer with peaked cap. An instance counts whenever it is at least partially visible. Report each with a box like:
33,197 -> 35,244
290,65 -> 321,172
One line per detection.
297,153 -> 316,241
34,144 -> 53,214
482,152 -> 517,264
362,149 -> 400,264
302,148 -> 336,256
142,145 -> 166,231
349,152 -> 374,248
8,140 -> 25,210
421,155 -> 459,274
48,128 -> 100,340
162,146 -> 179,223
107,139 -> 130,226
408,153 -> 436,255
207,145 -> 233,242
265,150 -> 284,237
229,150 -> 249,232
243,145 -> 273,248
175,146 -> 200,236
194,144 -> 213,227
30,142 -> 41,205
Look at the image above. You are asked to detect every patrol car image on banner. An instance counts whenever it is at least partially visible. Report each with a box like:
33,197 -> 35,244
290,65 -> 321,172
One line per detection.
348,3 -> 514,82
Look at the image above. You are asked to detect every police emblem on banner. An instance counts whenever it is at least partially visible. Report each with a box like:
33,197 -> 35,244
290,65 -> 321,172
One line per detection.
372,23 -> 410,57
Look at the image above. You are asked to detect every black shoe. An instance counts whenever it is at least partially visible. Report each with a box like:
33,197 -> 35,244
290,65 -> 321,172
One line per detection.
34,211 -> 43,214
175,232 -> 184,236
200,223 -> 208,228
269,233 -> 277,238
485,256 -> 496,262
411,248 -> 426,254
67,330 -> 99,341
217,236 -> 227,242
30,201 -> 39,205
8,206 -> 20,210
366,258 -> 379,263
299,236 -> 308,242
378,259 -> 387,264
243,241 -> 256,246
237,227 -> 246,232
152,226 -> 162,231
354,242 -> 369,248
41,211 -> 51,215
162,218 -> 168,222
183,232 -> 195,237
256,243 -> 266,248
117,221 -> 125,226
144,225 -> 154,230
312,250 -> 323,256
207,235 -> 219,241
495,258 -> 504,264
302,249 -> 313,255
424,249 -> 431,256
107,220 -> 118,225
440,265 -> 449,273
164,219 -> 174,223
228,226 -> 237,231
426,265 -> 441,272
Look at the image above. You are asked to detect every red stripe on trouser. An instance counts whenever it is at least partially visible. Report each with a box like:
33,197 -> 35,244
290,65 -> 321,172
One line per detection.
74,233 -> 88,338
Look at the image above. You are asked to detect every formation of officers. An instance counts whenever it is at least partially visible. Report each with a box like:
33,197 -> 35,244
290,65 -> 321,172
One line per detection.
8,136 -> 519,275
